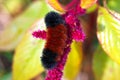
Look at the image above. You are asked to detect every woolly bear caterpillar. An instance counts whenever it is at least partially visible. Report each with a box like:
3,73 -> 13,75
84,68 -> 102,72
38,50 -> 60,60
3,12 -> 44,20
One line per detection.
41,11 -> 67,69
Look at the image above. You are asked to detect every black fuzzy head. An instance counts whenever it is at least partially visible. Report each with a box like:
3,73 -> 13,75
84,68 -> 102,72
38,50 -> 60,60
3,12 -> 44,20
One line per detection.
41,48 -> 58,69
45,11 -> 65,27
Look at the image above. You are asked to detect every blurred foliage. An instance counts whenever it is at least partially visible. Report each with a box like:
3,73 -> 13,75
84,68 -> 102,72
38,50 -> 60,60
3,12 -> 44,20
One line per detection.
0,0 -> 120,80
0,72 -> 12,80
46,0 -> 64,12
12,19 -> 46,80
80,0 -> 97,8
97,7 -> 120,65
64,41 -> 83,80
47,0 -> 97,12
93,46 -> 120,80
107,0 -> 120,13
86,3 -> 97,13
0,0 -> 50,51
3,0 -> 32,16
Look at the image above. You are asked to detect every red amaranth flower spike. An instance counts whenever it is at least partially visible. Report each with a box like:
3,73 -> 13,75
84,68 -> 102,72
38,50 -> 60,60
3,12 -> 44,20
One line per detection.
72,30 -> 85,42
32,30 -> 46,40
63,5 -> 86,42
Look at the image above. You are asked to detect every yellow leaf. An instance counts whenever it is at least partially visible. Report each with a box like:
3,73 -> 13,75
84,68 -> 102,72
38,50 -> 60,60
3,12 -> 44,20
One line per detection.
93,46 -> 120,80
63,41 -> 83,80
80,0 -> 97,9
47,0 -> 64,12
97,7 -> 120,64
12,19 -> 45,80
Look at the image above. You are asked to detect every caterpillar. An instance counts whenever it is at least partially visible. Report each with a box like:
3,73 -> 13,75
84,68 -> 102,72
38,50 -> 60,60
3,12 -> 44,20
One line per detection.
41,11 -> 67,69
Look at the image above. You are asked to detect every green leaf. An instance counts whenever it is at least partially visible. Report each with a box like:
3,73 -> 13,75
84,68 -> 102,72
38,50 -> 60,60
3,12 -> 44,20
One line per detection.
97,7 -> 120,64
93,46 -> 120,80
0,0 -> 51,51
86,3 -> 97,13
107,0 -> 120,13
63,41 -> 83,80
12,19 -> 46,80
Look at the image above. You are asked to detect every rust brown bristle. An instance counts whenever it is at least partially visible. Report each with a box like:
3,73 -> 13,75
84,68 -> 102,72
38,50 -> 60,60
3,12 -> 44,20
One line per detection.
45,24 -> 67,59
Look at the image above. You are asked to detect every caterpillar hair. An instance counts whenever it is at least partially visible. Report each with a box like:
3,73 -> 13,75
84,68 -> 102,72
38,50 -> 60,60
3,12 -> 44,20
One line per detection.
41,11 -> 67,69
